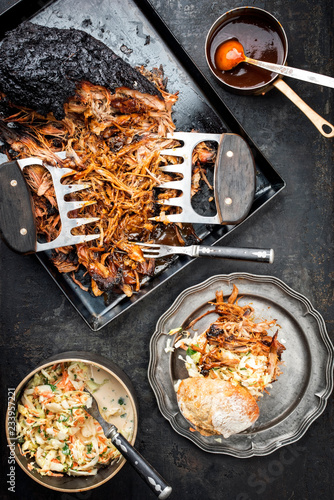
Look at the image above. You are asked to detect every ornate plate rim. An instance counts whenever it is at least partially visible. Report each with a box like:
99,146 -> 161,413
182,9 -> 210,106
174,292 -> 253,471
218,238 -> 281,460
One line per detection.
148,272 -> 334,457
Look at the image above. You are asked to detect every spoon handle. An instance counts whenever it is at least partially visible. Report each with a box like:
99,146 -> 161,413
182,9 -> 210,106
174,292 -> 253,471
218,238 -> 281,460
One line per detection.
108,425 -> 172,499
246,57 -> 334,89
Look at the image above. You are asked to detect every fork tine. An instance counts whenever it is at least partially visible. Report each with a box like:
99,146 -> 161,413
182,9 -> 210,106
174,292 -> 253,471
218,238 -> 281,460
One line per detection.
128,241 -> 166,258
132,242 -> 161,248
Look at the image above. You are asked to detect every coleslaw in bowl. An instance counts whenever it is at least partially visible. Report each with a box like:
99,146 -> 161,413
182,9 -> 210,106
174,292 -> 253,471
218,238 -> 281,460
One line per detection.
6,352 -> 138,492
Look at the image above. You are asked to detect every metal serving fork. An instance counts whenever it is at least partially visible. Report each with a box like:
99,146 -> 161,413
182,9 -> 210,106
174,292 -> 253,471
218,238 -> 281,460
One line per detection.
134,242 -> 274,263
84,388 -> 172,499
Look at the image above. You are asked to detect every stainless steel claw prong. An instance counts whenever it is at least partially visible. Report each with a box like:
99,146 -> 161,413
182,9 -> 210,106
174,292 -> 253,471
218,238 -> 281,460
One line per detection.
16,155 -> 101,250
158,132 -> 224,225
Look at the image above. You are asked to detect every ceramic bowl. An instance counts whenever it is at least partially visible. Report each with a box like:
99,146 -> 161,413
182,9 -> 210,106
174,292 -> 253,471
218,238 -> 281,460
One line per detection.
5,351 -> 138,492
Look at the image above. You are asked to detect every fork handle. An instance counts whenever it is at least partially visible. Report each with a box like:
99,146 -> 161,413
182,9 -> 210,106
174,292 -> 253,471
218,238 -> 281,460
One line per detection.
108,426 -> 172,499
196,246 -> 274,263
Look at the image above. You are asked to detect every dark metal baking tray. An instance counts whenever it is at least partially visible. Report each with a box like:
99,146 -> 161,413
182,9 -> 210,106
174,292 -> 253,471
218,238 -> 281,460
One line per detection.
0,0 -> 285,330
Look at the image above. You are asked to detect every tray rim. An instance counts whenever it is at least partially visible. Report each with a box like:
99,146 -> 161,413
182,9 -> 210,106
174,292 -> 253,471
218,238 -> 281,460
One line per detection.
148,272 -> 334,457
0,0 -> 286,330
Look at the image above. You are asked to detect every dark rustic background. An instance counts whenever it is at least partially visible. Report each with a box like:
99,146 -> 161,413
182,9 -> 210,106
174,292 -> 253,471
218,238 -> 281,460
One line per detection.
1,0 -> 333,499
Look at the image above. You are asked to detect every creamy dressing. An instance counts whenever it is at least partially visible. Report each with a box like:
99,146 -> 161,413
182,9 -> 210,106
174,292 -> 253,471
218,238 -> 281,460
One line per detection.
88,365 -> 135,440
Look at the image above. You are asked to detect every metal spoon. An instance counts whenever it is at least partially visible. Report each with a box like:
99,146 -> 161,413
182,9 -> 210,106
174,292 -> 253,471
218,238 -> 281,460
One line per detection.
215,40 -> 334,89
84,388 -> 172,499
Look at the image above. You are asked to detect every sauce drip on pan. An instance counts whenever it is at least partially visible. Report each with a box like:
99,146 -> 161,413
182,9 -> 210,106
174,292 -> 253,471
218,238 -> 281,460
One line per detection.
207,14 -> 285,90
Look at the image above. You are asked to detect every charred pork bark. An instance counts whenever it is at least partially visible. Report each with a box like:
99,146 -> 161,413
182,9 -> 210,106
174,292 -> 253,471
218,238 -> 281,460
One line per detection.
0,22 -> 163,119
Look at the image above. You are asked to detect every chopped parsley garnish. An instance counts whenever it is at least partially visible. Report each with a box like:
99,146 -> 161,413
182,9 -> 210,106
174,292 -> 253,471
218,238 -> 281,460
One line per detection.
87,444 -> 93,453
118,397 -> 125,405
62,443 -> 70,455
186,346 -> 197,356
58,415 -> 69,422
48,384 -> 57,392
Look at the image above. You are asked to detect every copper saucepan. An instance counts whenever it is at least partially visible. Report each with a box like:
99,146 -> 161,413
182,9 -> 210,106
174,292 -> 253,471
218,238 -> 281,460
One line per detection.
205,6 -> 334,138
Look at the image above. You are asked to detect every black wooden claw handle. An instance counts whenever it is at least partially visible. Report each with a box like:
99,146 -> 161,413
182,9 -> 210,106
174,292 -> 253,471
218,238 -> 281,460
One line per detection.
109,427 -> 172,499
0,160 -> 37,253
215,133 -> 255,225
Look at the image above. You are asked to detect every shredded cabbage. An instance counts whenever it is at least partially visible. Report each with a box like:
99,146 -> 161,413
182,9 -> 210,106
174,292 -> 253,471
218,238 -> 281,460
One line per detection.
175,332 -> 275,398
16,362 -> 127,477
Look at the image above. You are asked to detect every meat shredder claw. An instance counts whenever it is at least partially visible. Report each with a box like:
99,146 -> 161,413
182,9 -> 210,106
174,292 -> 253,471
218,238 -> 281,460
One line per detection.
0,151 -> 100,253
152,132 -> 256,225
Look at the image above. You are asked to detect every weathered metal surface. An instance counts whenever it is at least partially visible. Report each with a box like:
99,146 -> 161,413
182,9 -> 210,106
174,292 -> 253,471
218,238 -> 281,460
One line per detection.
0,0 -> 333,499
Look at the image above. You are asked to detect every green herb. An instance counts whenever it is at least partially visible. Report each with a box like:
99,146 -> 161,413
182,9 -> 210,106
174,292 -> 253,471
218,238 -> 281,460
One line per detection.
62,443 -> 71,455
48,383 -> 57,392
240,368 -> 247,371
69,406 -> 82,415
103,407 -> 107,411
87,444 -> 93,453
118,397 -> 125,405
74,374 -> 77,380
120,413 -> 127,418
186,347 -> 197,356
58,415 -> 69,423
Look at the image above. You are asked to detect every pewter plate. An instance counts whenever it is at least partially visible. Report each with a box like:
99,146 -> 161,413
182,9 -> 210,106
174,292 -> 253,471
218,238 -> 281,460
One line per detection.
148,273 -> 334,457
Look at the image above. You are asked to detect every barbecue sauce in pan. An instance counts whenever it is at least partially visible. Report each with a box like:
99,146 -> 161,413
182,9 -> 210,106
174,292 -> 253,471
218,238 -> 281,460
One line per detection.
207,14 -> 285,90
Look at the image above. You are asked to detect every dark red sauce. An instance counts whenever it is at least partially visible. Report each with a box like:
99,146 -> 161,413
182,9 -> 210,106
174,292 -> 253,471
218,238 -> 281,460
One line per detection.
207,13 -> 286,90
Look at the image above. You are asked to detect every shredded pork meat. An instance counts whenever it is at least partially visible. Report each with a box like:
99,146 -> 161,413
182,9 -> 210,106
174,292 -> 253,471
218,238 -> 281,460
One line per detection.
0,69 -> 216,298
177,285 -> 285,398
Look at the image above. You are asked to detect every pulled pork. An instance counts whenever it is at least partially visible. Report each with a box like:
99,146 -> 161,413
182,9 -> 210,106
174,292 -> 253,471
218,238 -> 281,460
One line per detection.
0,70 -> 215,298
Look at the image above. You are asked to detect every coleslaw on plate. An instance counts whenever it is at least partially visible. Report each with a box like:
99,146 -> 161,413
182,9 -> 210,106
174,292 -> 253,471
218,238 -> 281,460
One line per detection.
170,285 -> 285,399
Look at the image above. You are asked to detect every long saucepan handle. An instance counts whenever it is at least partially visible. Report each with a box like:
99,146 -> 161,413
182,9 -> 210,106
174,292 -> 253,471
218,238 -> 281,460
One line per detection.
273,79 -> 334,138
